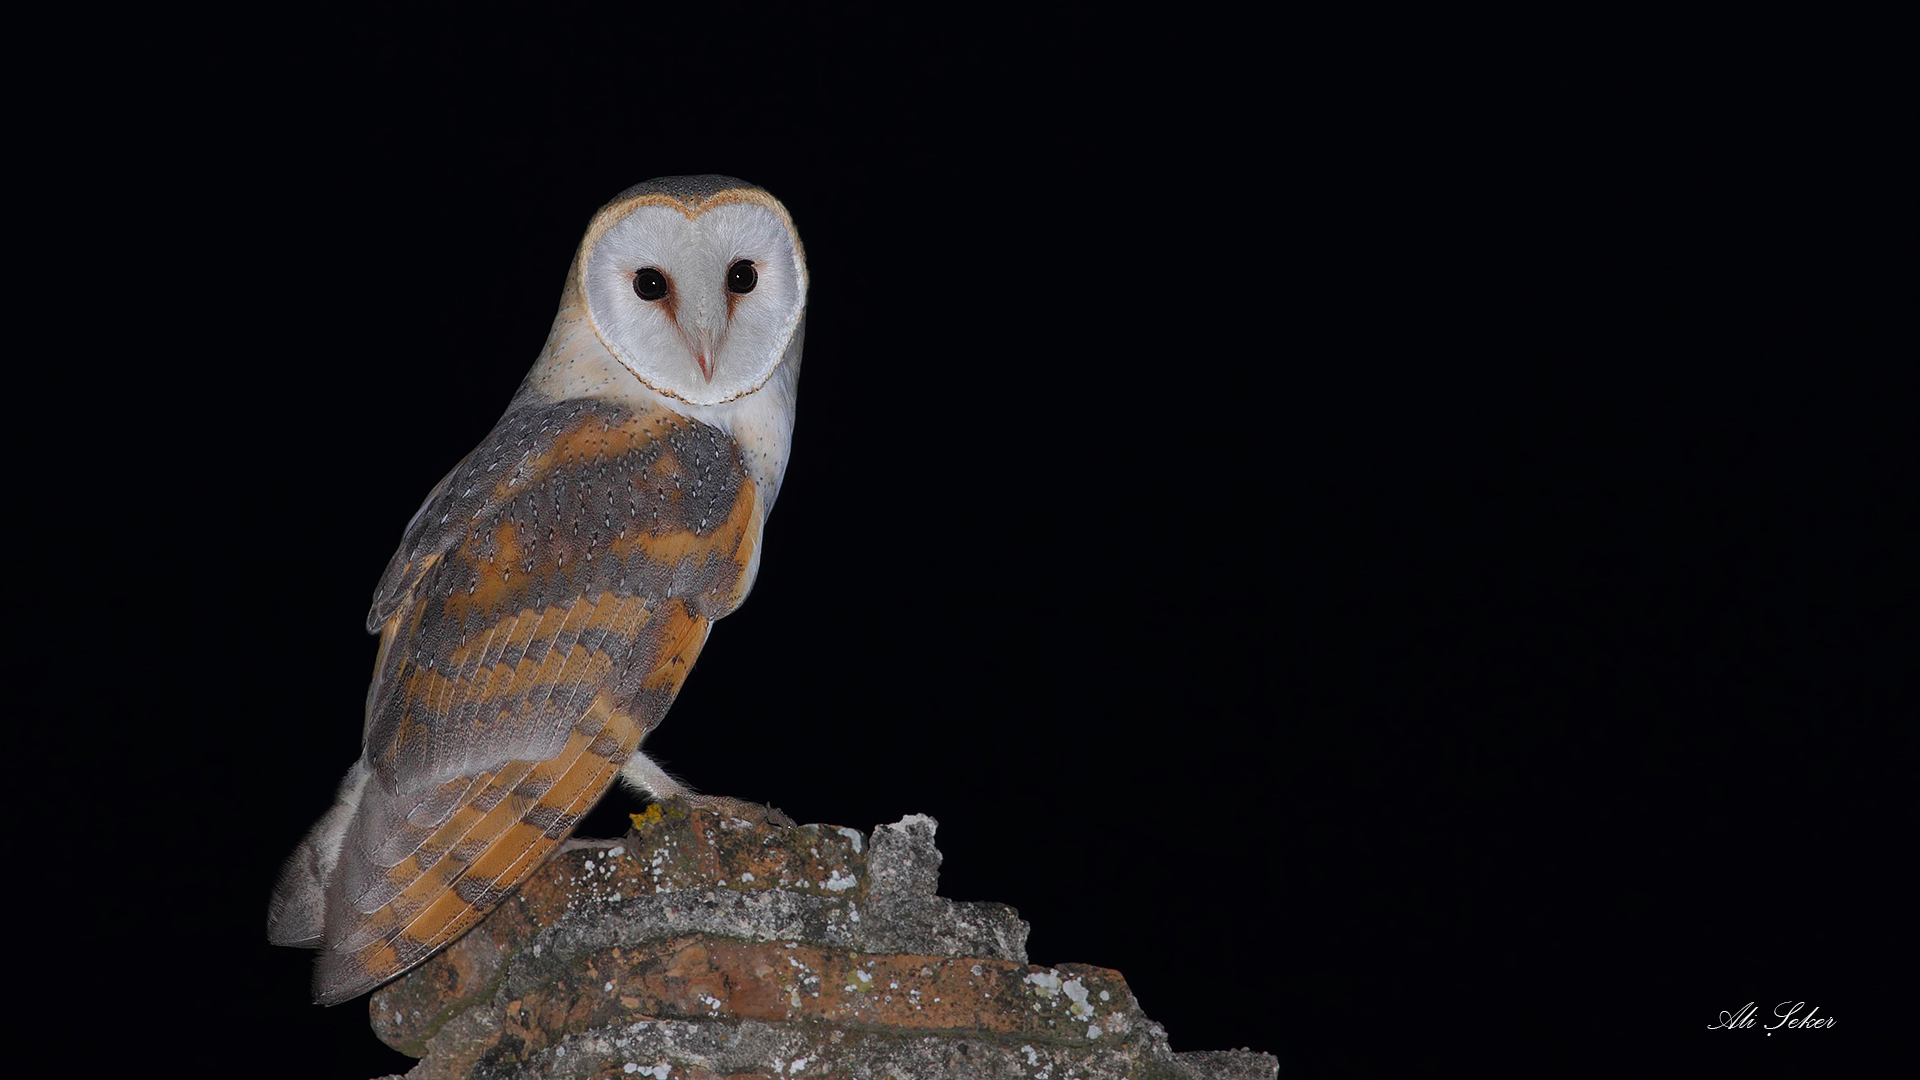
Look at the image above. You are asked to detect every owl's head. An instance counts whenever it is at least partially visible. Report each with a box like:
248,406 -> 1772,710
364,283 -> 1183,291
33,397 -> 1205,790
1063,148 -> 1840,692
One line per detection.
578,176 -> 807,407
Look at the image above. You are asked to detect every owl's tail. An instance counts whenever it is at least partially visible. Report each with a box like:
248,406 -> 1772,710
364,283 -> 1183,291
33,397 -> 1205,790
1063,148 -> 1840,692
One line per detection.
268,762 -> 373,948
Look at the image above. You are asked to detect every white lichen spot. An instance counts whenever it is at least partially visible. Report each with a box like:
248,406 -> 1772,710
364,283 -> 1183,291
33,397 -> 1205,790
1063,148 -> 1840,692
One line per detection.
972,964 -> 984,977
608,846 -> 624,859
836,826 -> 864,853
1099,989 -> 1110,1001
1025,970 -> 1062,997
824,869 -> 857,892
1064,978 -> 1094,1020
1022,1044 -> 1040,1065
741,871 -> 755,883
533,944 -> 543,957
1088,1023 -> 1104,1039
789,1057 -> 811,1074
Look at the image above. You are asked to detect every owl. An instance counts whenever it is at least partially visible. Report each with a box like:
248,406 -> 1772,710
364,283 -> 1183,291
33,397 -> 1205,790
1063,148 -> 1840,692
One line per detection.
268,176 -> 808,1005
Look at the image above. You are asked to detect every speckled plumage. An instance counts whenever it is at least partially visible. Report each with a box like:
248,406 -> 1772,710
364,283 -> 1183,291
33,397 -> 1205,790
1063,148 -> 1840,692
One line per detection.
270,178 -> 807,1005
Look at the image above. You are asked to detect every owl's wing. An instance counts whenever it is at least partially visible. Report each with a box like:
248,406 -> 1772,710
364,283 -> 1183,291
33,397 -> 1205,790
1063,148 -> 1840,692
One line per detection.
310,398 -> 764,1005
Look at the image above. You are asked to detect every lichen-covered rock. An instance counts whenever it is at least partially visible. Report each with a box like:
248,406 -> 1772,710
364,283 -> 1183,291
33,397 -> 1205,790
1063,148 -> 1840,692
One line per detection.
367,803 -> 1277,1080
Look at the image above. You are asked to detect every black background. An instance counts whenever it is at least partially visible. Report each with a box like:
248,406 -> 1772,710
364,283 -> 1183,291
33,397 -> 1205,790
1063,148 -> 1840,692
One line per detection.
37,10 -> 1905,1079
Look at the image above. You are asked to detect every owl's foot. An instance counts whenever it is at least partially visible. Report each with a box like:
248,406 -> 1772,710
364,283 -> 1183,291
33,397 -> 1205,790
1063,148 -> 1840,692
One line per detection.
679,794 -> 797,828
618,752 -> 796,827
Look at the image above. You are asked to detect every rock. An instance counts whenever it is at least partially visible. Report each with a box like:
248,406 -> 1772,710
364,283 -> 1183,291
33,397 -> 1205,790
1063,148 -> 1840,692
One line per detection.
368,802 -> 1277,1079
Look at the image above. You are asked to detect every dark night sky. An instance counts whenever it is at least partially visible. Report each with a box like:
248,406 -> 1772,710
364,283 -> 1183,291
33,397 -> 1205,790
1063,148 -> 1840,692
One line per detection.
40,11 -> 1905,1079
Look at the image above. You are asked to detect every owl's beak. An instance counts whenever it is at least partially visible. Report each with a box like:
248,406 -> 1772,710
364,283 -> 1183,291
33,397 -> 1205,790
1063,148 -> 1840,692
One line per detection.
691,325 -> 720,382
670,321 -> 718,382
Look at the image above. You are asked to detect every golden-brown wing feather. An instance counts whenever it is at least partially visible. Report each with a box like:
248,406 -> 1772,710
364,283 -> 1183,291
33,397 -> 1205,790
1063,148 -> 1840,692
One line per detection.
309,397 -> 760,1005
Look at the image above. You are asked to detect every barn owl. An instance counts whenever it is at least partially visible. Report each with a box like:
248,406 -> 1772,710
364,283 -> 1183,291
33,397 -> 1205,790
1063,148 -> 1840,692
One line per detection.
268,176 -> 807,1006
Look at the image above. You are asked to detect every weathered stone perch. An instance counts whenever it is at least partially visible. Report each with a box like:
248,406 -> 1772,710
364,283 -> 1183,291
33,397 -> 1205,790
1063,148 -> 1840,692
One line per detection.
369,803 -> 1277,1079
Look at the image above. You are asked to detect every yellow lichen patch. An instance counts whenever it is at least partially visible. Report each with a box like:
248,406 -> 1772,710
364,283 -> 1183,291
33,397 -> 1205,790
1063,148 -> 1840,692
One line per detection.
629,804 -> 665,830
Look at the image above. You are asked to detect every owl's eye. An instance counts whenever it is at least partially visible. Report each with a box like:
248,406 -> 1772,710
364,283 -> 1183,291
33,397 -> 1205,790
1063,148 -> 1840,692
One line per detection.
632,268 -> 669,302
726,259 -> 758,295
